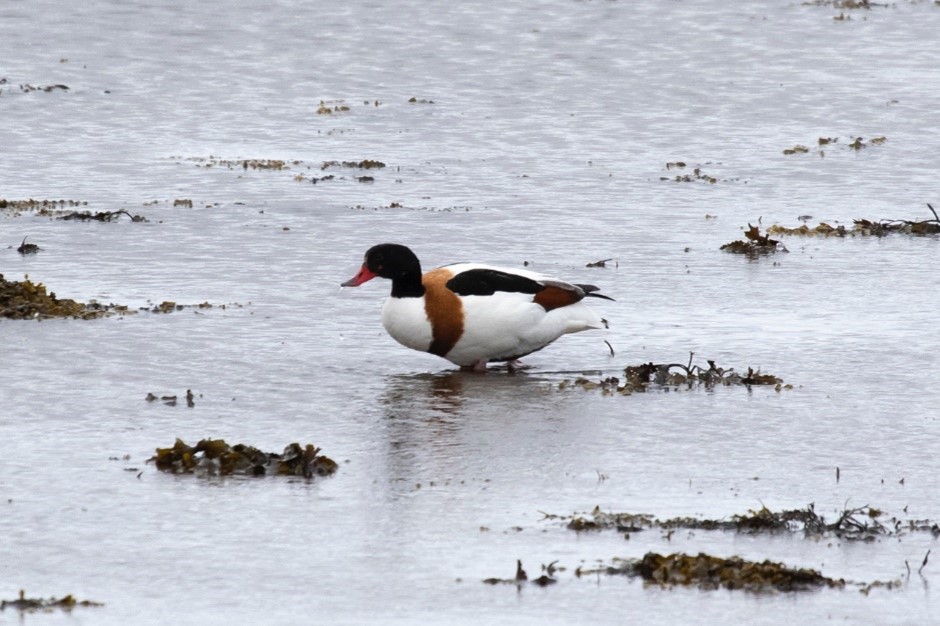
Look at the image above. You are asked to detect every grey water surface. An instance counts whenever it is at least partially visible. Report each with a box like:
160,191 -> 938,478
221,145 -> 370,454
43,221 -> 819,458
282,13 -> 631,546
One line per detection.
2,0 -> 939,624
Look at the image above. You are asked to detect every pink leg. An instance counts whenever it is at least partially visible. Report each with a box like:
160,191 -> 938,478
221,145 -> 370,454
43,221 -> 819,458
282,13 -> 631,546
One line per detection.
460,360 -> 488,372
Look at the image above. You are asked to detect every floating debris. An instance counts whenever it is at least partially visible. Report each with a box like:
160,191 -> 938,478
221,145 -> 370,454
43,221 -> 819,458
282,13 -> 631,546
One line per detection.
596,552 -> 844,592
721,224 -> 787,256
559,354 -> 785,395
557,503 -> 938,541
586,258 -> 614,268
782,144 -> 810,155
848,136 -> 887,150
321,159 -> 386,170
768,205 -> 940,237
16,237 -> 39,255
781,135 -> 886,157
316,99 -> 350,114
56,209 -> 147,222
0,198 -> 88,217
767,222 -> 848,237
483,560 -> 557,587
149,438 -> 339,478
17,83 -> 70,93
146,389 -> 196,407
661,162 -> 717,184
813,0 -> 885,7
169,156 -> 304,171
1,589 -> 103,612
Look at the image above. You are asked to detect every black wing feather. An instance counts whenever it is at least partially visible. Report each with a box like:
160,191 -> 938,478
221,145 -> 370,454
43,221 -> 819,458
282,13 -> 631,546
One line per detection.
576,283 -> 615,301
445,269 -> 543,296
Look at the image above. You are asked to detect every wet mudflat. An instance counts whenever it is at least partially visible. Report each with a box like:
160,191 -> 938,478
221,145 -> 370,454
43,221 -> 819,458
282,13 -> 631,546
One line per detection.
2,0 -> 939,624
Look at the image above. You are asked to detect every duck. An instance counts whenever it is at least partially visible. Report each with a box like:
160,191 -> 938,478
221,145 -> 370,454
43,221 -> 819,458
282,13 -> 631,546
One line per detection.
341,243 -> 612,371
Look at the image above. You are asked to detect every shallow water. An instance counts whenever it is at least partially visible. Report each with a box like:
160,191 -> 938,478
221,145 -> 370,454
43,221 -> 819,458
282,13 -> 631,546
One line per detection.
2,0 -> 940,623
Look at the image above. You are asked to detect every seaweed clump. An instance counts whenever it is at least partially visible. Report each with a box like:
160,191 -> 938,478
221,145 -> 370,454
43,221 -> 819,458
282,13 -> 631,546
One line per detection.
321,159 -> 386,170
602,552 -> 843,592
721,224 -> 787,256
1,589 -> 103,612
0,273 -> 121,319
149,438 -> 339,478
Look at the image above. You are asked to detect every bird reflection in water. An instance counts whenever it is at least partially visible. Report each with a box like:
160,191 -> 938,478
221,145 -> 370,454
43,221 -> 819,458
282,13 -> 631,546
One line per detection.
379,370 -> 552,484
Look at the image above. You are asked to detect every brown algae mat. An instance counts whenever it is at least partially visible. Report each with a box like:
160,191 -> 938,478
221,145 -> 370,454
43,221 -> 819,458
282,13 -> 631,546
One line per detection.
481,503 -> 935,592
720,224 -> 787,256
1,274 -> 239,320
149,438 -> 338,478
483,553 -> 843,592
768,205 -> 940,237
592,552 -> 845,592
0,274 -> 124,319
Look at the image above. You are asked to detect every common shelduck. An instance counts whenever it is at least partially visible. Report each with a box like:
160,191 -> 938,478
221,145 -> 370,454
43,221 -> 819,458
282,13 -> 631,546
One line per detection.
341,243 -> 612,370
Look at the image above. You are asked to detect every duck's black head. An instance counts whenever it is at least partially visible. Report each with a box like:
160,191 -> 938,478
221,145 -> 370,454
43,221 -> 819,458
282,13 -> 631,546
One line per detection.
342,243 -> 425,297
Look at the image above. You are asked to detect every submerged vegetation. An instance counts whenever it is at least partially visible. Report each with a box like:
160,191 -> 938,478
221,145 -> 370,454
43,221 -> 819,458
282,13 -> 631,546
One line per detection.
149,438 -> 339,478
